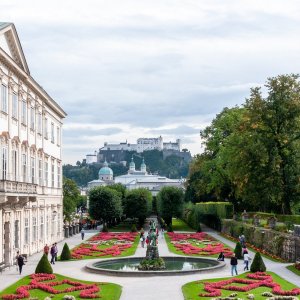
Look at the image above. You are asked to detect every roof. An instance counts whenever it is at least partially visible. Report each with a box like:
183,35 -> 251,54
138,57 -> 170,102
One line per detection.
99,166 -> 113,176
0,22 -> 11,30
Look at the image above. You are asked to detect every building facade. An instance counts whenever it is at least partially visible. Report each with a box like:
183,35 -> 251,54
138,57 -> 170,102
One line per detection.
0,23 -> 66,266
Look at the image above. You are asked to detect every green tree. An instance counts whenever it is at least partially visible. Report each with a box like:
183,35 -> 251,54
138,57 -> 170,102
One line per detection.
63,177 -> 80,220
124,188 -> 152,226
60,243 -> 72,261
234,242 -> 243,259
157,186 -> 184,226
89,186 -> 122,226
250,252 -> 266,272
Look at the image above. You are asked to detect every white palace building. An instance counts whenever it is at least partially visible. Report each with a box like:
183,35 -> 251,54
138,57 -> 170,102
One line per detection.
0,23 -> 66,266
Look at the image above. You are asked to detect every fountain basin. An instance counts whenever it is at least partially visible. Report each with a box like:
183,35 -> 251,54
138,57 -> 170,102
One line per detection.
85,256 -> 225,277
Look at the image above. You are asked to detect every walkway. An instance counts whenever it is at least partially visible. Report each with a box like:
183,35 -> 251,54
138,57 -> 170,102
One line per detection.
0,221 -> 299,300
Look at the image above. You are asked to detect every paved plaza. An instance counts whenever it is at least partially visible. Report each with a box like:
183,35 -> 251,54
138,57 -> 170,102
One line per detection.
0,226 -> 299,300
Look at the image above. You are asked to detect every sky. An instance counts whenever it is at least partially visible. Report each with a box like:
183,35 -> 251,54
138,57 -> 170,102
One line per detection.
1,0 -> 300,164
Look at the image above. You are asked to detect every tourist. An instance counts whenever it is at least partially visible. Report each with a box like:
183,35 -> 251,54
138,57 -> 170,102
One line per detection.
81,228 -> 85,240
50,244 -> 56,264
140,232 -> 145,248
230,253 -> 238,276
54,243 -> 58,261
217,251 -> 225,261
239,234 -> 246,248
242,245 -> 248,254
16,252 -> 25,275
44,244 -> 49,257
243,251 -> 250,271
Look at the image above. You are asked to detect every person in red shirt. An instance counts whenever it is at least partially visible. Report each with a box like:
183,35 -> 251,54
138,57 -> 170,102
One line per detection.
44,244 -> 49,257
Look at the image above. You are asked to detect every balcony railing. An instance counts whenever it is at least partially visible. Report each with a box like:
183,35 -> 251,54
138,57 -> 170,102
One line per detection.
0,180 -> 37,194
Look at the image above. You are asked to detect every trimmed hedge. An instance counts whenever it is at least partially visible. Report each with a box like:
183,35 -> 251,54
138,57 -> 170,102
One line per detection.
60,243 -> 72,261
234,242 -> 243,259
183,202 -> 232,231
250,252 -> 266,272
35,254 -> 53,274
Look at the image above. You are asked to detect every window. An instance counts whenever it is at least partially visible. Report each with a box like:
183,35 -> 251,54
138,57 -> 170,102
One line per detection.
1,147 -> 7,180
21,101 -> 26,124
40,215 -> 44,240
51,214 -> 55,235
1,85 -> 7,113
30,106 -> 35,130
51,163 -> 55,187
32,217 -> 37,241
22,153 -> 27,181
14,220 -> 20,248
57,165 -> 61,188
24,218 -> 29,244
51,122 -> 54,143
46,215 -> 50,236
12,93 -> 18,119
57,213 -> 61,235
44,118 -> 48,139
31,157 -> 35,183
37,113 -> 42,134
12,150 -> 17,181
38,159 -> 42,185
44,161 -> 48,186
57,127 -> 60,146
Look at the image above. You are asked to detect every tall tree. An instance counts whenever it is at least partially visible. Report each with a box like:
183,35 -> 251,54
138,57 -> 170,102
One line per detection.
89,186 -> 123,225
124,188 -> 152,226
157,186 -> 184,225
63,177 -> 80,220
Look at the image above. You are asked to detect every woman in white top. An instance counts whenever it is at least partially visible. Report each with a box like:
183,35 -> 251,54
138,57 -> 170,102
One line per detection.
243,251 -> 250,271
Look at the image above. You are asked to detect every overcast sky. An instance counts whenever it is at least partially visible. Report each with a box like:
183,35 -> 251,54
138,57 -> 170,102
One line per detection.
1,0 -> 300,164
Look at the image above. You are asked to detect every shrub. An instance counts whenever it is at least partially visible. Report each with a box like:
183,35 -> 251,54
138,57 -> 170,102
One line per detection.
60,243 -> 72,261
250,252 -> 266,272
35,254 -> 53,274
234,242 -> 243,259
131,224 -> 137,232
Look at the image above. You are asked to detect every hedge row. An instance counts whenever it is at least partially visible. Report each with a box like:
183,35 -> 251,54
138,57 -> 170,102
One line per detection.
183,202 -> 233,230
247,212 -> 300,224
221,219 -> 299,262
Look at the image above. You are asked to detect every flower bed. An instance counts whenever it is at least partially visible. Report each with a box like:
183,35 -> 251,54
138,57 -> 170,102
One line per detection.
71,232 -> 138,259
166,232 -> 233,257
0,273 -> 122,300
182,272 -> 300,299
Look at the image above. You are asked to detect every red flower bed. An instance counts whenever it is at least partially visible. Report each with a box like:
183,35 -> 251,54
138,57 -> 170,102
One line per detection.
167,232 -> 233,257
1,273 -> 100,299
71,232 -> 138,259
198,272 -> 300,297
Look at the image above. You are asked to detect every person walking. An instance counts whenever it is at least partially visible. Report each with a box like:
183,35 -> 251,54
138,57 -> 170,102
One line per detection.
140,232 -> 145,248
81,228 -> 85,240
217,251 -> 225,261
243,251 -> 250,271
54,243 -> 58,262
16,252 -> 25,275
44,244 -> 49,257
230,253 -> 238,276
50,244 -> 56,264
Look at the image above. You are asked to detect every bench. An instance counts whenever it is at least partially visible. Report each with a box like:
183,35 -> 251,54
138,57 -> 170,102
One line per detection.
0,262 -> 9,273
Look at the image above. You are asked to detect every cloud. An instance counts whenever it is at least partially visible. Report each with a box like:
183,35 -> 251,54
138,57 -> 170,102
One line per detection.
149,125 -> 200,135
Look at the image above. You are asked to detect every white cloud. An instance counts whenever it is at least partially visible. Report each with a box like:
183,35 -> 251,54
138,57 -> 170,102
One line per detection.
1,0 -> 300,163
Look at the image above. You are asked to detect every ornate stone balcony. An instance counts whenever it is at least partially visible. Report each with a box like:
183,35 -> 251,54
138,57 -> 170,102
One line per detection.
0,180 -> 37,194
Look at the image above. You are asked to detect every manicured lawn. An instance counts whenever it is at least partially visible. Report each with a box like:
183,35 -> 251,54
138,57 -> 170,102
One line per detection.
182,272 -> 300,300
165,232 -> 233,258
109,221 -> 139,232
172,218 -> 194,231
0,273 -> 122,300
287,265 -> 300,276
71,232 -> 139,260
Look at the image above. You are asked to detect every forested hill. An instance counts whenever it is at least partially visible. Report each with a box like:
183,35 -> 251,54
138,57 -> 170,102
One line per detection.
63,150 -> 190,187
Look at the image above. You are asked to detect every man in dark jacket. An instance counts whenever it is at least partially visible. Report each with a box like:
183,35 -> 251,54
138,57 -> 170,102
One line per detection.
230,253 -> 238,276
16,252 -> 25,275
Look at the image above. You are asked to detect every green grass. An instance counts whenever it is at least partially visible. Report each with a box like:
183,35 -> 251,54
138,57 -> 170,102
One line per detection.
164,232 -> 233,258
287,265 -> 300,276
109,221 -> 139,232
172,218 -> 195,231
182,272 -> 298,300
71,235 -> 140,260
0,273 -> 122,300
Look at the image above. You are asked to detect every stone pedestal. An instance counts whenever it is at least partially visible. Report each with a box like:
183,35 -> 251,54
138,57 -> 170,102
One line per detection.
69,226 -> 73,236
146,245 -> 159,260
64,226 -> 69,238
72,225 -> 76,235
76,224 -> 79,234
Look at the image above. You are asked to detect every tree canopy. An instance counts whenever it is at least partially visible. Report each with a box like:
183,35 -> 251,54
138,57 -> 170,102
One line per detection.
157,186 -> 184,225
63,177 -> 80,220
89,186 -> 123,225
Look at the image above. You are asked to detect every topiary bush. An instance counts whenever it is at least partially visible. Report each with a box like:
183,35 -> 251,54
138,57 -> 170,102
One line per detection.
167,224 -> 173,232
131,224 -> 137,232
250,252 -> 266,272
35,254 -> 53,274
60,243 -> 72,261
234,242 -> 243,259
197,223 -> 202,233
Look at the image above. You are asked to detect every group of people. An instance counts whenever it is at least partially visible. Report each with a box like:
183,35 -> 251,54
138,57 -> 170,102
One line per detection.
217,237 -> 251,276
43,243 -> 58,264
